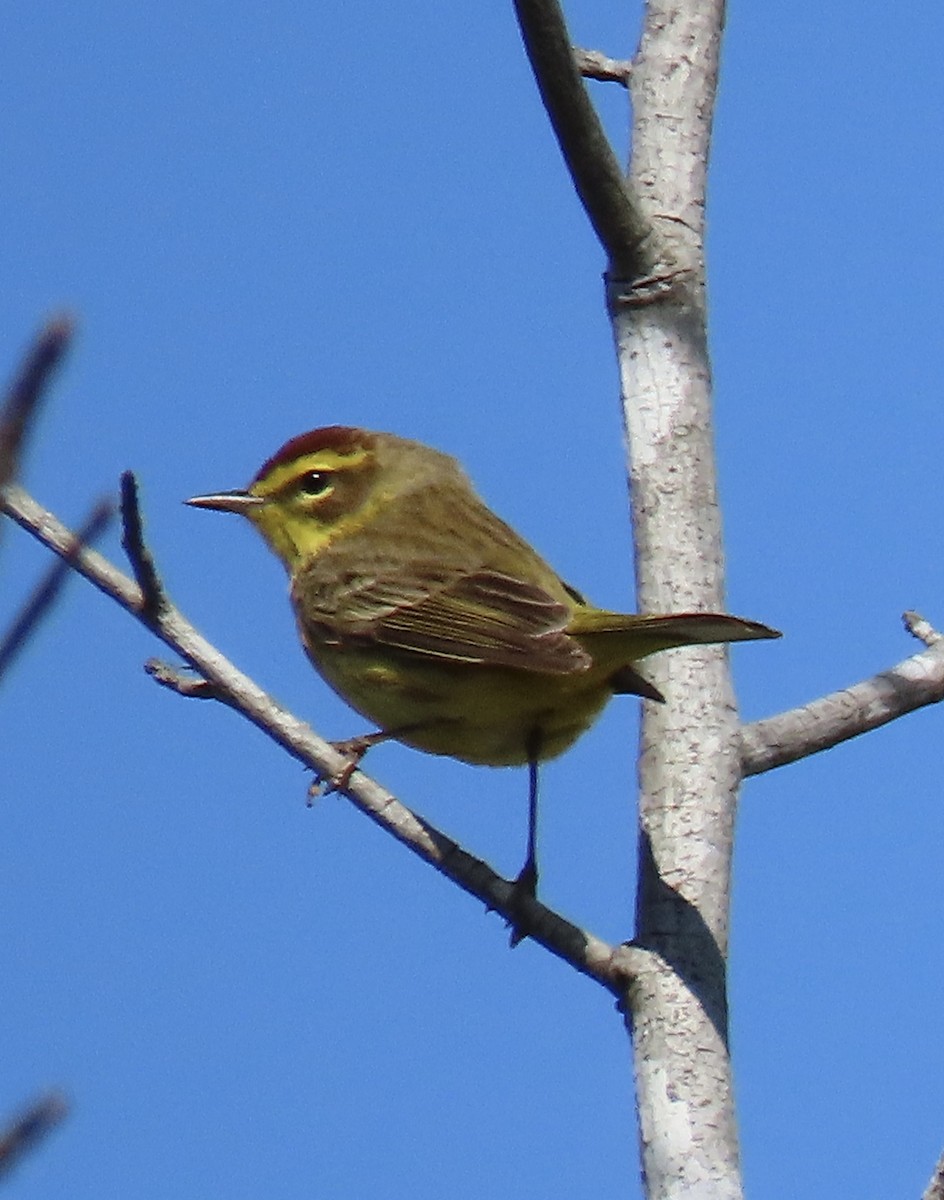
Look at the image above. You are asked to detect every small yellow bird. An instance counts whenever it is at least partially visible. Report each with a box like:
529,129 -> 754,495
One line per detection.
187,425 -> 779,906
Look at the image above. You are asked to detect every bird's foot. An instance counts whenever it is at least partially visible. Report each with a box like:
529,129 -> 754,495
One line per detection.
322,734 -> 379,792
506,859 -> 539,948
306,732 -> 387,798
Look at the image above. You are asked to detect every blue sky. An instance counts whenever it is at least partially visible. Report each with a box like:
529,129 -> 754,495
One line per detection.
3,2 -> 944,1196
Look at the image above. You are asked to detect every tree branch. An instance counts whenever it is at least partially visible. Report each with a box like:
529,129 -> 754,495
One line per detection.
512,0 -> 658,277
924,1149 -> 944,1200
0,496 -> 113,681
119,471 -> 166,619
741,614 -> 944,777
0,479 -> 647,994
0,1091 -> 68,1180
0,317 -> 74,491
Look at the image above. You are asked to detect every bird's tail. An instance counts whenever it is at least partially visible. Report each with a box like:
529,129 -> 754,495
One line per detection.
572,610 -> 780,653
584,612 -> 780,703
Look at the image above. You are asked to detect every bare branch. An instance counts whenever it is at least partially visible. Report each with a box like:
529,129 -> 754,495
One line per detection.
512,0 -> 657,277
0,1091 -> 68,1180
0,317 -> 74,490
574,47 -> 632,87
119,471 -> 166,619
0,479 -> 646,992
0,321 -> 113,675
0,496 -> 113,681
741,631 -> 944,777
923,1149 -> 944,1200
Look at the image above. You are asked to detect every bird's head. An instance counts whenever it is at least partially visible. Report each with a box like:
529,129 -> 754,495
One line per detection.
186,425 -> 460,568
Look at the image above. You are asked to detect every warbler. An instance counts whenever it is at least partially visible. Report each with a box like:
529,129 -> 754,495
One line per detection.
187,425 -> 779,906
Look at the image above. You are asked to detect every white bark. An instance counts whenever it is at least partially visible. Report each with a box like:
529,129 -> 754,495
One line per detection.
513,0 -> 745,1192
924,1150 -> 944,1200
618,3 -> 744,1197
741,628 -> 944,777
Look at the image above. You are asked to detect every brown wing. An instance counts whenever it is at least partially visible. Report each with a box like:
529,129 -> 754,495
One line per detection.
293,557 -> 591,675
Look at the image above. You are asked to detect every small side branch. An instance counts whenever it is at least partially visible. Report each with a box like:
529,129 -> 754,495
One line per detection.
574,47 -> 632,87
0,480 -> 644,993
0,1091 -> 69,1180
119,471 -> 166,619
741,616 -> 944,776
146,659 -> 219,699
904,609 -> 943,647
513,0 -> 655,276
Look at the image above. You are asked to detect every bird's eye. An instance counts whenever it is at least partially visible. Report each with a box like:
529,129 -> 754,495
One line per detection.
297,471 -> 332,496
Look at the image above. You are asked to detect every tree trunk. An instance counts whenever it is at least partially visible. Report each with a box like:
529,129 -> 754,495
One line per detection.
617,3 -> 744,1196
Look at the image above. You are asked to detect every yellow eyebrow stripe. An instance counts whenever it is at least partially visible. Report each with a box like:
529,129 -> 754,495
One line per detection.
253,447 -> 371,496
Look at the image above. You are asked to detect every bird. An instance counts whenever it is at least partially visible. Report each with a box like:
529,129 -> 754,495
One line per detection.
187,425 -> 779,922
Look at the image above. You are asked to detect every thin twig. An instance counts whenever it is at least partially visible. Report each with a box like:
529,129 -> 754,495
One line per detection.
513,0 -> 655,276
741,629 -> 944,776
0,1091 -> 69,1179
0,317 -> 74,490
574,47 -> 632,87
0,497 -> 113,681
146,659 -> 219,698
119,471 -> 165,619
0,480 -> 644,993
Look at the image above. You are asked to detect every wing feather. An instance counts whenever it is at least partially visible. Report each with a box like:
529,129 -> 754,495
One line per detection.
293,557 -> 590,675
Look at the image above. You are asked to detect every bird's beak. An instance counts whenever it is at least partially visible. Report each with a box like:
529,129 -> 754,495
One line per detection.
185,490 -> 267,515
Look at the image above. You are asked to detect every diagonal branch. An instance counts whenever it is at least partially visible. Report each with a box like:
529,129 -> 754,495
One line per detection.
0,496 -> 113,681
513,0 -> 657,277
0,317 -> 74,491
741,615 -> 944,776
0,1091 -> 68,1180
0,479 -> 647,994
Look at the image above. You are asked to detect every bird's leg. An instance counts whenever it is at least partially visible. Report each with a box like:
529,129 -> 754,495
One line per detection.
517,751 -> 540,897
320,721 -> 433,793
316,729 -> 397,792
507,728 -> 542,947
